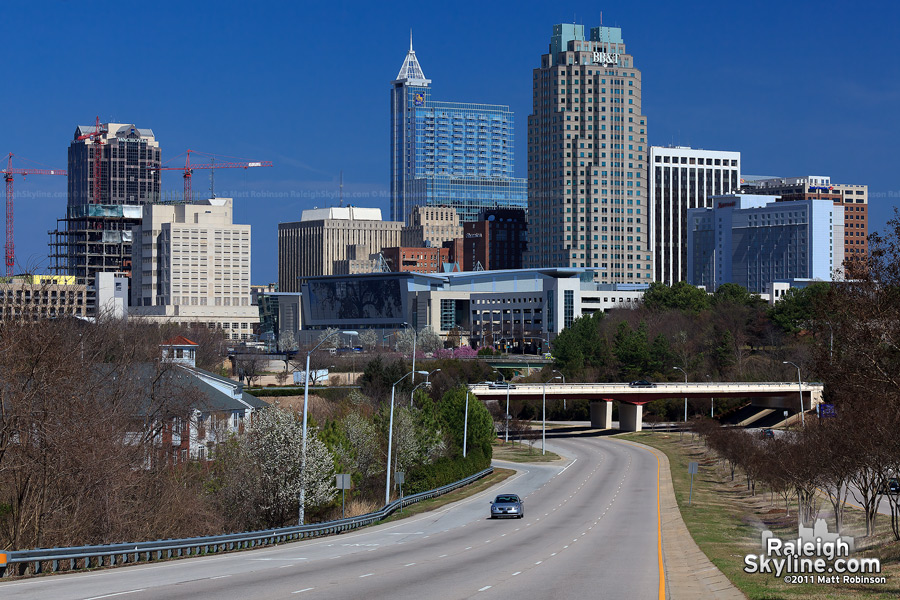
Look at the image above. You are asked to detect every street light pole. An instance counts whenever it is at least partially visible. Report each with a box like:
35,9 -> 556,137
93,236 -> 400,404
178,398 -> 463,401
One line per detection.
552,369 -> 566,411
542,375 -> 561,455
783,361 -> 805,426
386,369 -> 429,505
706,374 -> 713,418
673,366 -> 688,423
300,329 -> 357,525
463,391 -> 469,457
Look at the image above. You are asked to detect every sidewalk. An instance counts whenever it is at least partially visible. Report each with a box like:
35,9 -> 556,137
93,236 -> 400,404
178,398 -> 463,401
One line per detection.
653,445 -> 746,600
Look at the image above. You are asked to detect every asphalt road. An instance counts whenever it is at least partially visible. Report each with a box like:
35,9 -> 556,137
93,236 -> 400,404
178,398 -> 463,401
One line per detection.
0,436 -> 663,600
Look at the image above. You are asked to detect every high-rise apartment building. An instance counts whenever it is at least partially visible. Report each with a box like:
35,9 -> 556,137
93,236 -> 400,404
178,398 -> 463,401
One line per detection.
390,37 -> 526,224
525,23 -> 651,283
649,146 -> 741,284
687,194 -> 844,293
50,123 -> 161,285
741,176 -> 868,259
130,198 -> 257,339
278,207 -> 402,290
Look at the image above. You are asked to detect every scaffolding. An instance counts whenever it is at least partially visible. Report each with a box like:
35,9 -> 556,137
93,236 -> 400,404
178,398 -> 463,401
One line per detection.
48,204 -> 142,285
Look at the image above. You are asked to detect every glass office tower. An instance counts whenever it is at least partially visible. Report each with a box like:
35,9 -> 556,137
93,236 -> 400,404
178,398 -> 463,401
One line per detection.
390,37 -> 526,225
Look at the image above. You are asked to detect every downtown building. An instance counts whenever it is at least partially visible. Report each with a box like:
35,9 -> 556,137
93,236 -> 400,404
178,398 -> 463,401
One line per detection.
686,194 -> 844,294
525,23 -> 651,284
130,198 -> 258,340
390,37 -> 526,225
740,175 -> 868,259
649,146 -> 741,285
50,123 -> 162,288
278,207 -> 402,290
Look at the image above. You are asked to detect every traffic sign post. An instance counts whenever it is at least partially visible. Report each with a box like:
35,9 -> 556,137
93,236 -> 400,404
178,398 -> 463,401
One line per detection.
336,474 -> 351,519
395,471 -> 406,513
688,462 -> 699,506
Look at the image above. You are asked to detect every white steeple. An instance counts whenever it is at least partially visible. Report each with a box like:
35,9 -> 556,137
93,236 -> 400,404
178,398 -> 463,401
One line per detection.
394,30 -> 431,86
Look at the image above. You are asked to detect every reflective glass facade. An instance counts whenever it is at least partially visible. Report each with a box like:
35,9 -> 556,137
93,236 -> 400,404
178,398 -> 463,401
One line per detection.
391,45 -> 526,224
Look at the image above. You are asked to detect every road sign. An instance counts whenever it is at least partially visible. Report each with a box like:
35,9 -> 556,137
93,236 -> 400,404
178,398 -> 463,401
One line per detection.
336,474 -> 351,519
820,403 -> 837,418
395,471 -> 405,485
688,462 -> 699,474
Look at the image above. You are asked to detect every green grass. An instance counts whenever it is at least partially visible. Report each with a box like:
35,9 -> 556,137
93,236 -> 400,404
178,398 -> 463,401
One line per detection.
621,432 -> 900,599
491,440 -> 562,463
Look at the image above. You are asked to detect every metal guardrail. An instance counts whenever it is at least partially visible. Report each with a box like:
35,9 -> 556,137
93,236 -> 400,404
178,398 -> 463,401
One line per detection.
0,467 -> 494,579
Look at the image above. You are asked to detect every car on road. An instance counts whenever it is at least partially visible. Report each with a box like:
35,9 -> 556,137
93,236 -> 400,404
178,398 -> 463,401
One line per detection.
880,477 -> 900,495
762,429 -> 775,439
489,381 -> 516,389
490,494 -> 524,519
629,380 -> 657,388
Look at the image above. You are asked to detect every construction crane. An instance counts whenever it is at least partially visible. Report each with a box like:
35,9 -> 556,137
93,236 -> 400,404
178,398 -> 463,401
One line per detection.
2,153 -> 67,277
153,149 -> 273,203
73,116 -> 107,204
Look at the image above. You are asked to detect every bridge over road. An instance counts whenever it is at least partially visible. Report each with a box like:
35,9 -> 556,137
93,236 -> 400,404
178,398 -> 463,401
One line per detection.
467,382 -> 824,432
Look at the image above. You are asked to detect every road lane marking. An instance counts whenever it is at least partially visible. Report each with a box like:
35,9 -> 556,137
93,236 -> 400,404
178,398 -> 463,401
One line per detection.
479,586 -> 492,591
439,554 -> 448,558
405,563 -> 416,567
360,573 -> 374,578
85,591 -> 146,600
292,588 -> 315,594
614,438 -> 666,600
512,571 -> 521,576
535,561 -> 542,565
210,575 -> 231,580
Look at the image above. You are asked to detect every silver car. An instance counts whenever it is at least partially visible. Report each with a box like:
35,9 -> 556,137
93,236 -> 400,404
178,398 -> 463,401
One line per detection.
490,494 -> 524,519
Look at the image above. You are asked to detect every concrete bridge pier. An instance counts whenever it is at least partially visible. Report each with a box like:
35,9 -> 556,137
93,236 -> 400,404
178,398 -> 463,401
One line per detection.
590,400 -> 613,429
618,403 -> 643,432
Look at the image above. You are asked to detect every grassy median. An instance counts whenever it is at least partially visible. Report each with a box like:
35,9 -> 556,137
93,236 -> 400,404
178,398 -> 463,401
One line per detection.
621,431 -> 900,599
491,439 -> 562,463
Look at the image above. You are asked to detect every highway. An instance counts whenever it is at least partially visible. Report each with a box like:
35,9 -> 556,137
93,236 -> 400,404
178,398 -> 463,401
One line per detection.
0,436 -> 663,600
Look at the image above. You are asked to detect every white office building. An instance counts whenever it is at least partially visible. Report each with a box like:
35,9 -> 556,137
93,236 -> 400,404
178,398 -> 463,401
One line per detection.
649,146 -> 740,285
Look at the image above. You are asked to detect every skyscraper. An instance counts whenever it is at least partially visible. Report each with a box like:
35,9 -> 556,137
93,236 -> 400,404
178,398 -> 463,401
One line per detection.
390,35 -> 526,225
525,23 -> 651,284
50,123 -> 161,286
649,146 -> 741,285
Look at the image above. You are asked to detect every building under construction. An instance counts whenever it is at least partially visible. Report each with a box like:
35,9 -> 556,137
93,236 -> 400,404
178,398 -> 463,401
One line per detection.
49,122 -> 161,286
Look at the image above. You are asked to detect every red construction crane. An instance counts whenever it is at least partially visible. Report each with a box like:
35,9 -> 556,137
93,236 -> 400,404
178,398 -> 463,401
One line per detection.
3,153 -> 67,277
153,149 -> 273,203
74,116 -> 107,204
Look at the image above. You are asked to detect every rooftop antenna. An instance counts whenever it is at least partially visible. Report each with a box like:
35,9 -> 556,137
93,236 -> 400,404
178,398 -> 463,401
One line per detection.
339,170 -> 344,208
410,28 -> 413,52
600,11 -> 603,26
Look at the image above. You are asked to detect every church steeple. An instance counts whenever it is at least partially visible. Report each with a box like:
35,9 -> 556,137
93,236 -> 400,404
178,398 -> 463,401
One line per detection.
394,30 -> 431,86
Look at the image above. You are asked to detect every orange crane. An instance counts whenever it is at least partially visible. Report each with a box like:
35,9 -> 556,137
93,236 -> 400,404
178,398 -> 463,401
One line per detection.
3,153 -> 67,277
153,149 -> 273,202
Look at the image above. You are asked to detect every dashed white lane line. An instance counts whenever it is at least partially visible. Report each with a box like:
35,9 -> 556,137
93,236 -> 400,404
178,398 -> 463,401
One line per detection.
465,546 -> 473,550
360,573 -> 374,578
292,588 -> 315,594
439,554 -> 448,558
405,562 -> 416,567
85,592 -> 146,600
210,575 -> 230,580
479,586 -> 492,591
512,571 -> 521,576
535,561 -> 542,565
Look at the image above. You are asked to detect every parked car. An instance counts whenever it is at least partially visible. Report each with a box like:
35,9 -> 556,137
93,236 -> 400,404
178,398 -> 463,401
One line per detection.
629,380 -> 657,388
490,494 -> 524,519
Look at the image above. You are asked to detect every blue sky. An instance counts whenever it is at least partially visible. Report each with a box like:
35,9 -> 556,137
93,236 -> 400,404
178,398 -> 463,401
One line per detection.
2,0 -> 898,283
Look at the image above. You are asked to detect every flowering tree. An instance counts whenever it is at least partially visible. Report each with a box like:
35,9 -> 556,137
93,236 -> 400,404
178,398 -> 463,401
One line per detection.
241,407 -> 336,527
358,329 -> 377,352
335,412 -> 383,483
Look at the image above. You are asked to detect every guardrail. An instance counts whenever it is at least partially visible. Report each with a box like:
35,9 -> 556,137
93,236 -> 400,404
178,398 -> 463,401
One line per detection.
0,467 -> 493,579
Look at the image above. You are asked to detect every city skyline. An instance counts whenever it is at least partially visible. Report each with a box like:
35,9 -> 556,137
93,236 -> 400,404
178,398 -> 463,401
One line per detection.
2,1 -> 898,284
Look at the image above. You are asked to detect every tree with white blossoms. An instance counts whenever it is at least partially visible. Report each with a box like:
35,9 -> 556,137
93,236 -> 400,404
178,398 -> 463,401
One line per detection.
394,327 -> 415,354
317,327 -> 341,350
278,330 -> 298,352
417,326 -> 444,354
357,329 -> 377,352
244,407 -> 336,528
335,412 -> 384,483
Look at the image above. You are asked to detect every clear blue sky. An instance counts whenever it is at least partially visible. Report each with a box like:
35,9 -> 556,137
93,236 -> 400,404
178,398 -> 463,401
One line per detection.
3,0 -> 898,283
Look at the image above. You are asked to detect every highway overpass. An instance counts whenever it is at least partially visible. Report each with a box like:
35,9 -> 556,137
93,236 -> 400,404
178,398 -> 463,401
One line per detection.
468,382 -> 825,432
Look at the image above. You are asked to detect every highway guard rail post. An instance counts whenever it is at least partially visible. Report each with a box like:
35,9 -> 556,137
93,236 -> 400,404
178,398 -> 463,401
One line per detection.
0,467 -> 493,579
